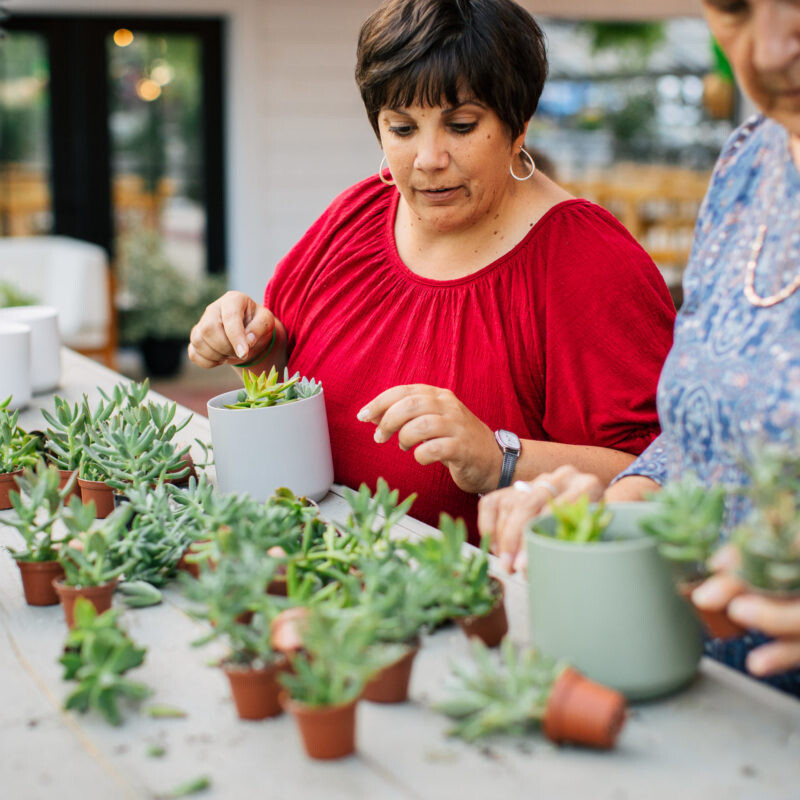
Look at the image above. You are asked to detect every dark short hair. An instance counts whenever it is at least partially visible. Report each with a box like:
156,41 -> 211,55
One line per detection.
355,0 -> 548,141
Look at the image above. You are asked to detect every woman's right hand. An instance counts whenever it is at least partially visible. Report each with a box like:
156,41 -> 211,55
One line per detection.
188,291 -> 283,369
477,465 -> 605,574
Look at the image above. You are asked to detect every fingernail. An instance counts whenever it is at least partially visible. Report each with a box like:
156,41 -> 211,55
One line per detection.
499,553 -> 513,572
746,650 -> 770,676
727,597 -> 759,627
691,580 -> 726,609
235,344 -> 247,359
357,406 -> 371,422
246,332 -> 256,345
373,429 -> 385,443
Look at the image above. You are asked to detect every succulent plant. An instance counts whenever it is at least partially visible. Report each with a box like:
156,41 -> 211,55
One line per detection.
4,461 -> 70,561
41,396 -> 87,472
638,474 -> 726,583
224,366 -> 321,409
0,397 -> 41,474
59,501 -> 135,587
436,638 -> 566,741
735,446 -> 800,594
59,597 -> 151,725
545,495 -> 613,543
278,605 -> 385,707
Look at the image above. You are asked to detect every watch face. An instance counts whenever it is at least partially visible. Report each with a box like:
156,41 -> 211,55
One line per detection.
495,429 -> 521,452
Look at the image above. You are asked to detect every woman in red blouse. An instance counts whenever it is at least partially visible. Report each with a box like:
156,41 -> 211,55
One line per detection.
189,0 -> 675,541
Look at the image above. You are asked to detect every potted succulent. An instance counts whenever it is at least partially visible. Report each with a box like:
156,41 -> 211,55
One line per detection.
41,395 -> 87,500
4,462 -> 69,605
59,597 -> 151,725
207,366 -> 333,502
637,476 -> 736,638
436,638 -> 627,749
0,397 -> 40,509
357,558 -> 432,703
527,499 -> 703,699
54,501 -> 135,627
730,446 -> 800,612
406,514 -> 508,646
183,537 -> 289,720
278,606 -> 382,760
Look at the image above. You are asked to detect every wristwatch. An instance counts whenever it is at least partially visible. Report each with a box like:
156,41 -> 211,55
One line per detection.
494,429 -> 521,489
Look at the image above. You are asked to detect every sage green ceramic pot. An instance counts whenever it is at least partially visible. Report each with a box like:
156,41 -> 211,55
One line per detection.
526,502 -> 702,701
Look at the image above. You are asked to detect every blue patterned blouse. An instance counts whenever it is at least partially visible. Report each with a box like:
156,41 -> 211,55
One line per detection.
616,116 -> 800,696
617,115 -> 800,534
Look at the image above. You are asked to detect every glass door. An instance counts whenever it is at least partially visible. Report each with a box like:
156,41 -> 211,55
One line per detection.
0,31 -> 52,237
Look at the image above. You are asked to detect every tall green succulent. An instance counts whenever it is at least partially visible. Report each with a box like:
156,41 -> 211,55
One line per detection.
638,475 -> 725,583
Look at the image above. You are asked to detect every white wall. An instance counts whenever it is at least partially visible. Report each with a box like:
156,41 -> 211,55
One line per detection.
8,0 -> 383,299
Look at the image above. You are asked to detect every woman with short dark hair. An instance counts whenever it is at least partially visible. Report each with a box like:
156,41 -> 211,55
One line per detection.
190,0 -> 675,541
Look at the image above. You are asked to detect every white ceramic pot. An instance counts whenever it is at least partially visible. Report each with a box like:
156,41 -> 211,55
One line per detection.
207,388 -> 334,502
0,321 -> 32,409
0,305 -> 60,393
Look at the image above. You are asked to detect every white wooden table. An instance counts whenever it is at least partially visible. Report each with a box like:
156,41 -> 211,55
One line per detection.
2,350 -> 799,800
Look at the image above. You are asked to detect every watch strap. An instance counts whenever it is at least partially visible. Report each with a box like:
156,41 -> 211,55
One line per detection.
498,448 -> 519,489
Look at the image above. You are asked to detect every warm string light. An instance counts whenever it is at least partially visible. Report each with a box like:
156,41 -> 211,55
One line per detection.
113,28 -> 134,47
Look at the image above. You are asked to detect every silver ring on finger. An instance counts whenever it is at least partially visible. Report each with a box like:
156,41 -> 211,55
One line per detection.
530,479 -> 558,498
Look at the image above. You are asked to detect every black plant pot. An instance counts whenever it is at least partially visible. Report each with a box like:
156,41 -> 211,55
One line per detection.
139,337 -> 187,377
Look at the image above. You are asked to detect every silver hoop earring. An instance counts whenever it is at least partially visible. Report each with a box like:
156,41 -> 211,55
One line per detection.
510,147 -> 536,181
379,154 -> 395,186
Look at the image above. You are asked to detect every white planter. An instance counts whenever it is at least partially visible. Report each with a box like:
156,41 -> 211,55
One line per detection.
0,321 -> 32,409
207,388 -> 334,502
0,305 -> 61,393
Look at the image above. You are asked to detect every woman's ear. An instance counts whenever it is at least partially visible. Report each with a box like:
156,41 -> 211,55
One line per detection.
512,120 -> 530,154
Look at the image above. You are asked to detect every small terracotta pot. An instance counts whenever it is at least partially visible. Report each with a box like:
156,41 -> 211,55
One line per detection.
271,606 -> 309,654
362,644 -> 419,704
0,468 -> 22,510
57,469 -> 81,502
542,667 -> 627,749
77,478 -> 115,519
457,577 -> 509,647
280,693 -> 358,760
678,580 -> 745,640
223,657 -> 288,720
16,559 -> 65,606
53,578 -> 118,628
166,453 -> 197,486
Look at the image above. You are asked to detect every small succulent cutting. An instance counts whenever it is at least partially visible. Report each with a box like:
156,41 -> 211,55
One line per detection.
546,495 -> 613,543
435,638 -> 566,741
59,597 -> 151,725
224,366 -> 321,409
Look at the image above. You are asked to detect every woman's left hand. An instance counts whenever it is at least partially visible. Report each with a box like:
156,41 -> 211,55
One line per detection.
693,545 -> 800,676
357,384 -> 498,494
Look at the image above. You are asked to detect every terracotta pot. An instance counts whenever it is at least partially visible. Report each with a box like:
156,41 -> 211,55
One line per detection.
57,469 -> 81,502
53,578 -> 118,628
456,577 -> 508,647
678,580 -> 745,640
0,468 -> 22,510
223,657 -> 288,720
166,452 -> 197,486
281,693 -> 358,760
362,643 -> 419,704
16,559 -> 65,606
271,606 -> 309,654
266,576 -> 288,597
176,539 -> 212,579
77,478 -> 115,518
542,667 -> 627,749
